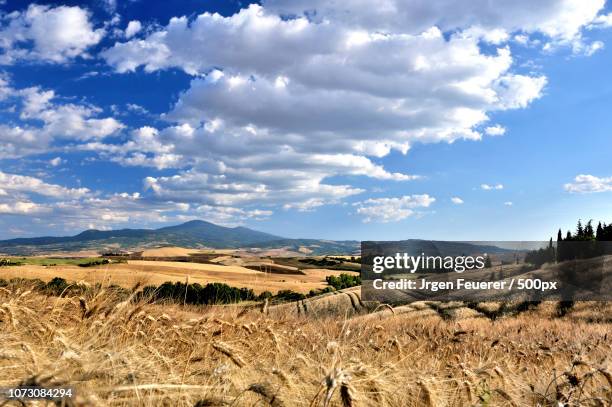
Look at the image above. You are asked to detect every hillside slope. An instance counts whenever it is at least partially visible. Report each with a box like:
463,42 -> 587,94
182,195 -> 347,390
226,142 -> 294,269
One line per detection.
0,220 -> 361,255
0,220 -> 283,254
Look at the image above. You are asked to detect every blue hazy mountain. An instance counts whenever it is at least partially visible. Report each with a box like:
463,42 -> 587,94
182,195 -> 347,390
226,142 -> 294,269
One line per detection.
0,221 -> 515,257
0,220 -> 359,255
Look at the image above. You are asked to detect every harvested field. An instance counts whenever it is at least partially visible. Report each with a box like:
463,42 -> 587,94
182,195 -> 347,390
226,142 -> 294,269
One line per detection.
244,263 -> 304,275
140,247 -> 206,257
0,260 -> 357,294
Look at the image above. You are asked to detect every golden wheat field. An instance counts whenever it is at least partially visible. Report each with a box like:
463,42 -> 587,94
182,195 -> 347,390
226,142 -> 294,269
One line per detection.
0,282 -> 610,407
0,261 -> 356,294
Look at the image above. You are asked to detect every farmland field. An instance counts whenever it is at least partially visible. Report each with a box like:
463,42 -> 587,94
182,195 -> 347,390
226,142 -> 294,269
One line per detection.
0,254 -> 358,294
0,283 -> 610,406
0,251 -> 610,406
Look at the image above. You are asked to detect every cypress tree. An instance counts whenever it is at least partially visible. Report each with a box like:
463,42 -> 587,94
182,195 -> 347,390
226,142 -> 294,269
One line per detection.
484,255 -> 492,268
557,229 -> 563,262
596,222 -> 603,240
548,237 -> 555,263
604,223 -> 612,241
576,220 -> 584,239
565,230 -> 574,260
585,220 -> 594,239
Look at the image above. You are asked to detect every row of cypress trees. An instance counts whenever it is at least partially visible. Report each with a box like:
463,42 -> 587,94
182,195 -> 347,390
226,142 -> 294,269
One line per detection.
556,219 -> 612,262
525,219 -> 612,266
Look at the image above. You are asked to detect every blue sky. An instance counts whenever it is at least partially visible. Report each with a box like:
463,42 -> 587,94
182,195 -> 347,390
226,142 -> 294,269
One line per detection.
1,0 -> 612,241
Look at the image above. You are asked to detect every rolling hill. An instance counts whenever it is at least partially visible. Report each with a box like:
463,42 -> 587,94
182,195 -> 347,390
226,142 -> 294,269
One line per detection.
0,220 -> 359,255
0,220 -> 519,257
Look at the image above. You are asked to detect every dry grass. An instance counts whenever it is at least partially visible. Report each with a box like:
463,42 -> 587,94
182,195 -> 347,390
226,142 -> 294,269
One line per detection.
1,261 -> 356,294
0,283 -> 610,406
140,247 -> 207,257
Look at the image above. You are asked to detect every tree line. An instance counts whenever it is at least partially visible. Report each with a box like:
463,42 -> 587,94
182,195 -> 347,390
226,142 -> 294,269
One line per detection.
0,273 -> 361,306
525,219 -> 612,266
0,258 -> 22,267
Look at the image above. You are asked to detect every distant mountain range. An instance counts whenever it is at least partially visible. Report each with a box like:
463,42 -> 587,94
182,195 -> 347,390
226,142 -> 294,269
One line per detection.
0,220 -> 359,255
0,220 -> 518,257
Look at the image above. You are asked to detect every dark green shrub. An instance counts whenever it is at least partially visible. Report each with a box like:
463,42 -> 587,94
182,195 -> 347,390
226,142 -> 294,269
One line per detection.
78,259 -> 110,267
44,277 -> 69,295
0,258 -> 22,267
144,281 -> 256,305
325,273 -> 361,290
274,290 -> 305,302
258,290 -> 273,300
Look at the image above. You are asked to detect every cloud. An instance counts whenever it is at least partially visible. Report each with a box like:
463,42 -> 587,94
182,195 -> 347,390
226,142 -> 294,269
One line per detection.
97,1 -> 563,211
18,87 -> 124,140
0,170 -> 273,234
126,103 -> 149,115
564,174 -> 612,193
493,74 -> 548,109
103,0 -> 117,13
485,125 -> 506,136
125,20 -> 142,39
103,1 -> 606,72
54,195 -> 273,231
481,183 -> 504,190
583,40 -> 604,56
284,198 -> 329,212
46,194 -> 178,230
0,4 -> 104,64
0,78 -> 123,158
591,12 -> 612,28
0,171 -> 90,198
264,0 -> 604,41
451,197 -> 464,204
143,167 -> 365,208
49,157 -> 64,167
354,194 -> 435,223
1,1 -> 609,231
504,201 -> 513,206
193,205 -> 273,225
0,201 -> 49,215
93,0 -> 607,214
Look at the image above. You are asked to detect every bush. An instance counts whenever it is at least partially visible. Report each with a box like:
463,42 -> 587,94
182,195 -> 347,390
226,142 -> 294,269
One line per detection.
274,290 -> 306,302
0,258 -> 22,267
44,277 -> 69,295
0,274 -> 334,306
144,281 -> 256,305
78,259 -> 111,267
325,273 -> 361,290
298,258 -> 340,267
258,290 -> 273,300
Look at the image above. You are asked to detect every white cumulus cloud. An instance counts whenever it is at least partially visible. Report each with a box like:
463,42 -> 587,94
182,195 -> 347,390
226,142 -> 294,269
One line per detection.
125,20 -> 142,39
0,201 -> 49,215
90,0 -> 611,214
264,0 -> 604,41
564,174 -> 612,193
481,183 -> 504,190
49,157 -> 64,167
0,171 -> 90,198
485,125 -> 506,136
0,4 -> 104,64
96,1 -> 568,211
0,78 -> 123,158
354,194 -> 435,223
